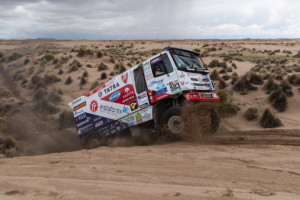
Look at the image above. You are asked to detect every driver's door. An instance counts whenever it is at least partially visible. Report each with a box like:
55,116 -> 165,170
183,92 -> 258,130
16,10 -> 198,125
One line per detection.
143,53 -> 180,104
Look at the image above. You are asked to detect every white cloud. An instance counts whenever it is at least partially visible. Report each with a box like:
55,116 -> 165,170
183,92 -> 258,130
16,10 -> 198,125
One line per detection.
0,0 -> 300,39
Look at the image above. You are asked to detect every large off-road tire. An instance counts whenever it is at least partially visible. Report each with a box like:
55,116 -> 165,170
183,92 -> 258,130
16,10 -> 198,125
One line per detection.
83,133 -> 105,149
161,106 -> 184,140
181,103 -> 220,139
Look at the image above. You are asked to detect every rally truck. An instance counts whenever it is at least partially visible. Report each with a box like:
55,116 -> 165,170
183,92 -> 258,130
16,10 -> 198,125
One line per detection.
69,47 -> 220,148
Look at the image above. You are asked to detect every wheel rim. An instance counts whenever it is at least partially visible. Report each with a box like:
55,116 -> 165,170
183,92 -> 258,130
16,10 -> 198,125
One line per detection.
167,116 -> 184,134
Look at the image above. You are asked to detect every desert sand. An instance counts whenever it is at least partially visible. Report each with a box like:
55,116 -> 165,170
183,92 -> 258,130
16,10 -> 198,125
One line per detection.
0,39 -> 300,199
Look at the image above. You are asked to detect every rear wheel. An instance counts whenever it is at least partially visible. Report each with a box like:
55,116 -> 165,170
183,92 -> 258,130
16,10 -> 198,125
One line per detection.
84,133 -> 104,149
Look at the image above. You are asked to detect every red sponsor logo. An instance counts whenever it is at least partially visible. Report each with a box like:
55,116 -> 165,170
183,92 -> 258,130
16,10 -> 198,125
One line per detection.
121,73 -> 128,83
90,100 -> 98,112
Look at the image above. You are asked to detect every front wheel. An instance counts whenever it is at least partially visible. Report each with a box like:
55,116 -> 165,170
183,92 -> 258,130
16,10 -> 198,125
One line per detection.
161,107 -> 184,140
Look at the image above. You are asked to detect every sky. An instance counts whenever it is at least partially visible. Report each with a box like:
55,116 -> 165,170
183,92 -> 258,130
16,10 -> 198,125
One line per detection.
0,0 -> 300,40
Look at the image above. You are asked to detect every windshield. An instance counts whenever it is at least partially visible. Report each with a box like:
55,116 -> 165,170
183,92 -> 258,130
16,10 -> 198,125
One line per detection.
170,50 -> 207,71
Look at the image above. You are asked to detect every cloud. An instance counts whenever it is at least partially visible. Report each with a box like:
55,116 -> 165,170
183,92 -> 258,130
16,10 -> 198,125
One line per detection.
0,0 -> 299,39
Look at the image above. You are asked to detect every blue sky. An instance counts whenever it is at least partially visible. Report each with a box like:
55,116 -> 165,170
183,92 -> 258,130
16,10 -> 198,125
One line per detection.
0,0 -> 299,40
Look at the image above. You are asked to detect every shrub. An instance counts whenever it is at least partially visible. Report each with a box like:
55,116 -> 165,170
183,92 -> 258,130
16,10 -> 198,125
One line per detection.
48,88 -> 62,103
269,88 -> 287,112
82,71 -> 88,77
210,69 -> 219,80
219,79 -> 227,89
24,58 -> 30,65
101,72 -> 107,80
44,74 -> 61,85
98,63 -> 108,71
58,69 -> 64,75
7,53 -> 22,62
288,74 -> 300,86
77,48 -> 85,57
263,78 -> 278,93
221,75 -> 230,81
233,75 -> 257,94
57,110 -> 75,130
293,50 -> 300,58
34,96 -> 60,114
231,63 -> 237,69
96,51 -> 103,58
114,63 -> 126,74
43,55 -> 54,62
215,90 -> 239,116
90,81 -> 99,90
260,109 -> 283,128
248,72 -> 263,85
65,76 -> 72,85
80,76 -> 87,86
0,51 -> 3,58
280,79 -> 293,97
52,58 -> 59,64
244,107 -> 258,120
68,60 -> 82,73
208,59 -> 221,68
33,88 -> 47,102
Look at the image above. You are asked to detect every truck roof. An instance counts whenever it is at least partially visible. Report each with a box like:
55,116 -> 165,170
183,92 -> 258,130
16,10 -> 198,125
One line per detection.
164,46 -> 200,56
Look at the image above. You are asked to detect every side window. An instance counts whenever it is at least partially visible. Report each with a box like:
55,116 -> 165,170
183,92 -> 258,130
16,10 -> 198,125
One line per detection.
150,53 -> 173,77
133,65 -> 148,94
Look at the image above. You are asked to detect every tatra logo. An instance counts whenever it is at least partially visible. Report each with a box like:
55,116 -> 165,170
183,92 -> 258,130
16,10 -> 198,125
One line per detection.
104,82 -> 120,94
90,100 -> 98,112
121,73 -> 128,83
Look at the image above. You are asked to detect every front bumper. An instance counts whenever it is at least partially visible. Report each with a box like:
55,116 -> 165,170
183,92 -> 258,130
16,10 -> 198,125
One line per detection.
183,92 -> 220,102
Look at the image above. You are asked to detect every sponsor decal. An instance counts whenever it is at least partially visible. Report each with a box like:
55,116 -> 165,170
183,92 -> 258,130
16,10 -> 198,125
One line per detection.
98,91 -> 103,98
130,101 -> 138,111
109,91 -> 121,101
148,79 -> 163,87
95,121 -> 103,127
78,124 -> 93,135
90,100 -> 98,112
93,116 -> 102,122
122,106 -> 129,114
140,102 -> 149,108
74,109 -> 84,116
156,84 -> 167,95
121,73 -> 128,83
104,82 -> 120,94
134,111 -> 151,124
121,115 -> 134,123
73,101 -> 86,111
76,113 -> 87,121
71,97 -> 83,106
76,117 -> 91,127
122,95 -> 135,103
99,105 -> 122,115
138,92 -> 147,100
168,80 -> 181,94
